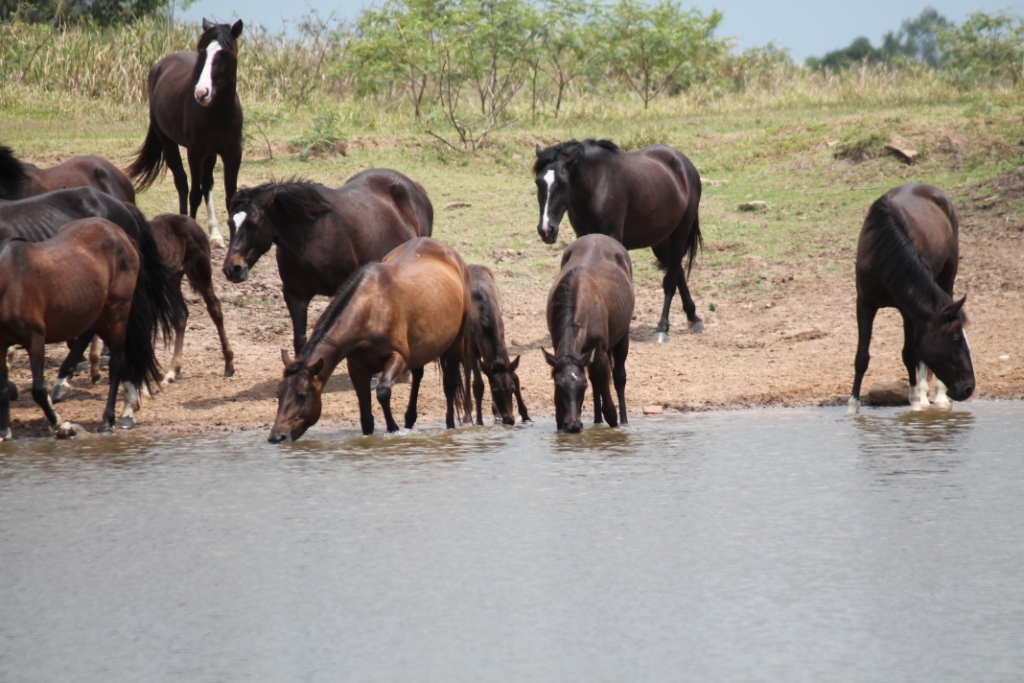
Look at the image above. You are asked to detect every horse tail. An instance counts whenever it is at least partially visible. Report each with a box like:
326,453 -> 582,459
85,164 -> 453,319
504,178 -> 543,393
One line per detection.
122,267 -> 163,391
126,121 -> 165,194
126,204 -> 188,347
684,212 -> 703,275
438,341 -> 472,425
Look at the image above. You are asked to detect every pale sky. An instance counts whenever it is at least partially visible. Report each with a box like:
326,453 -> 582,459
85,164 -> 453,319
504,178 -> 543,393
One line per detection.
179,0 -> 1024,62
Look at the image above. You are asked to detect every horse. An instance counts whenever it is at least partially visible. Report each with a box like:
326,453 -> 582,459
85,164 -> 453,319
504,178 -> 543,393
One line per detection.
466,264 -> 529,425
149,214 -> 234,381
542,234 -> 634,433
222,170 -> 433,354
16,155 -> 135,204
533,139 -> 702,342
1,218 -> 163,440
848,183 -> 975,414
270,237 -> 471,441
0,161 -> 185,402
128,19 -> 244,243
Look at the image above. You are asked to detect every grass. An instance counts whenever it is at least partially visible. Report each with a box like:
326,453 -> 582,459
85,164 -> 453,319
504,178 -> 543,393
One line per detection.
2,85 -> 1022,303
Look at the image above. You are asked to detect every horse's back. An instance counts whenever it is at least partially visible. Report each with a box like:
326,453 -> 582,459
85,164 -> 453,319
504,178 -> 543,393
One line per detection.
552,234 -> 634,344
342,168 -> 433,237
150,213 -> 207,275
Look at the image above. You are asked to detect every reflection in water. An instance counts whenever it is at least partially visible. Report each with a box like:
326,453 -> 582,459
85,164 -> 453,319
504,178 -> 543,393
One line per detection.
852,408 -> 975,479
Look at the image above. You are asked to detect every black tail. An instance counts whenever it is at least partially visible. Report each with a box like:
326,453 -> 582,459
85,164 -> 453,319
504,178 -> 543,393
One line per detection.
438,337 -> 472,425
684,213 -> 703,275
125,204 -> 188,347
126,122 -> 165,194
0,144 -> 28,199
122,273 -> 163,391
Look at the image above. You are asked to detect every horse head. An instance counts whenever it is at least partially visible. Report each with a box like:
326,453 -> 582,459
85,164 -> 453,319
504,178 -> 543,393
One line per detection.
543,347 -> 592,433
223,189 -> 272,282
918,295 -> 975,401
482,355 -> 521,425
193,18 -> 243,107
269,350 -> 325,443
534,141 -> 584,245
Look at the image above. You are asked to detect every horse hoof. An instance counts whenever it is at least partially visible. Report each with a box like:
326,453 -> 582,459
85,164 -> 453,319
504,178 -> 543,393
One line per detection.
689,319 -> 705,334
56,421 -> 88,439
224,368 -> 235,378
51,383 -> 71,404
162,371 -> 177,384
651,331 -> 669,344
115,416 -> 136,430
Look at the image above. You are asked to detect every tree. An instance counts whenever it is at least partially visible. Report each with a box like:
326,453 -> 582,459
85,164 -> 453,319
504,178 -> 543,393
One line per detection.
881,7 -> 950,67
535,0 -> 595,117
806,36 -> 885,71
937,10 -> 1024,87
1,0 -> 181,25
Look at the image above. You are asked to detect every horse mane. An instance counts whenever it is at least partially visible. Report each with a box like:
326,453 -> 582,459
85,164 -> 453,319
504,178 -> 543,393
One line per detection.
551,266 -> 584,366
472,288 -> 505,362
299,265 -> 373,362
0,145 -> 28,199
864,195 -> 954,313
236,180 -> 334,225
533,139 -> 620,174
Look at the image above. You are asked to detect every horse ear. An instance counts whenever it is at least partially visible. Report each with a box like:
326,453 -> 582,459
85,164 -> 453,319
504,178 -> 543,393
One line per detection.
510,355 -> 521,372
310,358 -> 324,376
941,295 -> 967,322
281,349 -> 292,366
202,18 -> 213,31
542,348 -> 557,367
231,19 -> 244,38
535,143 -> 543,157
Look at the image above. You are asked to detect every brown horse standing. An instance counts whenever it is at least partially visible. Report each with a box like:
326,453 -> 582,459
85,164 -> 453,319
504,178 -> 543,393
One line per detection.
18,156 -> 135,204
149,214 -> 234,381
466,265 -> 529,425
270,237 -> 471,441
543,234 -> 634,432
534,139 -> 701,342
848,183 -> 975,414
223,171 -> 433,354
0,218 -> 162,440
128,19 -> 243,242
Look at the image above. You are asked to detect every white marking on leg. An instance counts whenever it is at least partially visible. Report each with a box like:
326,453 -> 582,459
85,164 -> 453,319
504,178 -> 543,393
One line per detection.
934,378 -> 951,409
194,41 -> 223,104
121,382 -> 140,420
847,396 -> 861,415
46,394 -> 61,427
541,169 -> 556,235
910,360 -> 930,410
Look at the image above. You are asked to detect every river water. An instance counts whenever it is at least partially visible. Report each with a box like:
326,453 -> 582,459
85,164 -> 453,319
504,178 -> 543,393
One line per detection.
1,402 -> 1022,682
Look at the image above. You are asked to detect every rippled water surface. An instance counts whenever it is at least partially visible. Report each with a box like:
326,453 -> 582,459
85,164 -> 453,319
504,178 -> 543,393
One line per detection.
2,403 -> 1022,682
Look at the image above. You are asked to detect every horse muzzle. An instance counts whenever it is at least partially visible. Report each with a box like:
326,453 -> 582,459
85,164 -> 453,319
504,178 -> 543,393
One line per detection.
948,378 -> 975,402
538,222 -> 559,245
194,87 -> 214,106
223,261 -> 249,283
267,430 -> 288,444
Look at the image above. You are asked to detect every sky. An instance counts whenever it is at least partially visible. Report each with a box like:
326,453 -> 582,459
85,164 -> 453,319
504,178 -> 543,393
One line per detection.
179,0 -> 1024,62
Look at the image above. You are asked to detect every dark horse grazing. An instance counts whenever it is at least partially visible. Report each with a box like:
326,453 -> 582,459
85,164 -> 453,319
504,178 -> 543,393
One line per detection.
223,170 -> 433,354
848,183 -> 975,414
0,152 -> 185,404
150,214 -> 234,381
543,234 -> 634,433
270,237 -> 471,441
534,139 -> 701,342
128,19 -> 243,243
15,155 -> 135,204
1,219 -> 163,440
466,264 -> 529,425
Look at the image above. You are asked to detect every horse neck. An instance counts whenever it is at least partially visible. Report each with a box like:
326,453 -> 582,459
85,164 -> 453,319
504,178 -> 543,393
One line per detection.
552,269 -> 585,360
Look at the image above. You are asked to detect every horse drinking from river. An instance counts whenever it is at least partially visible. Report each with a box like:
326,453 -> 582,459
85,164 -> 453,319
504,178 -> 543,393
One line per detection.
223,170 -> 433,355
128,19 -> 243,242
534,139 -> 701,342
848,183 -> 975,414
543,234 -> 634,433
270,237 -> 471,441
0,218 -> 162,440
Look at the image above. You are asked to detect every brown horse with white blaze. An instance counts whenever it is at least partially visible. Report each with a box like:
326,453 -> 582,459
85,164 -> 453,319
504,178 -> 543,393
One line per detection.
270,237 -> 472,441
543,234 -> 634,433
848,183 -> 975,414
0,219 -> 162,440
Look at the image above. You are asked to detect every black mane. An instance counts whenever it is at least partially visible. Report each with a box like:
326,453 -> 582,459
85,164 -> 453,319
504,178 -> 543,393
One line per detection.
864,195 -> 954,314
551,266 -> 584,364
0,144 -> 28,200
533,139 -> 620,174
301,265 -> 372,360
233,180 -> 334,225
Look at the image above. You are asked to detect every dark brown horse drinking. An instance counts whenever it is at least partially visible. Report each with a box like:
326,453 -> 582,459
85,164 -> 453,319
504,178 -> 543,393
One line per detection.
0,148 -> 135,204
270,237 -> 471,441
0,218 -> 163,440
466,264 -> 529,425
150,214 -> 234,381
128,19 -> 244,242
223,170 -> 433,354
848,183 -> 975,414
543,234 -> 634,433
534,139 -> 701,342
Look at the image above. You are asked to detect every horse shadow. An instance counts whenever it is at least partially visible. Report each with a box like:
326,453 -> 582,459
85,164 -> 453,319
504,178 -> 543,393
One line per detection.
179,372 -> 356,411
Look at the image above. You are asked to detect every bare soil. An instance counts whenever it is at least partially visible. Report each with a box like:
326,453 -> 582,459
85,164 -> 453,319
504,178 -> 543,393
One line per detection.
6,170 -> 1023,438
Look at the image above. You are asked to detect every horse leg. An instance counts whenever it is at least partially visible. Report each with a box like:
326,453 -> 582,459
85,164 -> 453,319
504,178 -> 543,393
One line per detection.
591,352 -> 618,427
88,336 -> 102,384
28,335 -> 61,431
221,146 -> 242,242
163,313 -> 187,384
283,290 -> 311,356
676,263 -> 703,334
934,373 -> 952,410
376,352 -> 407,433
186,151 -> 208,220
651,240 -> 680,342
513,373 -> 531,423
472,362 -> 485,426
404,367 -> 425,429
1,344 -> 12,440
52,332 -> 94,404
901,316 -> 930,411
848,300 -> 877,415
115,382 -> 141,430
348,359 -> 375,436
200,155 -> 224,244
160,136 -> 189,215
184,254 -> 234,377
612,335 -> 629,426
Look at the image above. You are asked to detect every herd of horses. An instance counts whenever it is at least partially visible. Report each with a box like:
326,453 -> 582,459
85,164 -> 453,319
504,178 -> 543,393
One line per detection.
0,20 -> 976,443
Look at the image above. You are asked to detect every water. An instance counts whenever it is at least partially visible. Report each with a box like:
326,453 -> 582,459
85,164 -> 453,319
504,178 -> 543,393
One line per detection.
1,403 -> 1022,682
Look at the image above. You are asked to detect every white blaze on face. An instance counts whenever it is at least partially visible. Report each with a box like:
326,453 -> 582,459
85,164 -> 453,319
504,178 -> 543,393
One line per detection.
541,169 -> 556,233
195,40 -> 223,104
232,211 -> 247,233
